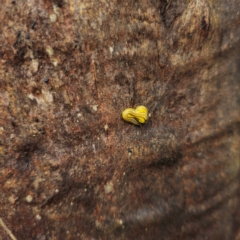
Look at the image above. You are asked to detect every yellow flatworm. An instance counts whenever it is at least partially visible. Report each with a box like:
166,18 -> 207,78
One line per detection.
122,106 -> 148,125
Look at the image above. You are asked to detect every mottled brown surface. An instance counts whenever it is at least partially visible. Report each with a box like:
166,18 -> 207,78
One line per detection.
0,0 -> 240,239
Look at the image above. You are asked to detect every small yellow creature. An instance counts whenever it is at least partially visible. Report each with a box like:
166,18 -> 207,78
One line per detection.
122,106 -> 148,125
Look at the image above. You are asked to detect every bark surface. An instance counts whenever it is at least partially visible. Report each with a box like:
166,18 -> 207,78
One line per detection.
0,0 -> 240,239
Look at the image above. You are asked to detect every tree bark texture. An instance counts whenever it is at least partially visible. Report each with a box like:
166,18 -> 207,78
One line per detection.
0,0 -> 240,239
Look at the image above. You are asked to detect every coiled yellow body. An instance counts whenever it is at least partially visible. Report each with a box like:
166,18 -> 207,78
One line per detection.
122,106 -> 148,125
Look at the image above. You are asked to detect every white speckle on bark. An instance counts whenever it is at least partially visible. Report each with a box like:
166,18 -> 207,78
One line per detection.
104,181 -> 113,194
92,105 -> 98,111
26,195 -> 33,203
31,60 -> 39,73
46,46 -> 54,57
35,214 -> 41,221
50,13 -> 57,23
109,46 -> 114,53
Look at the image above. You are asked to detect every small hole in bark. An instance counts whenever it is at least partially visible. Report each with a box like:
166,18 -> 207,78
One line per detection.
32,86 -> 42,96
201,16 -> 207,30
11,121 -> 17,128
30,21 -> 37,30
39,128 -> 45,134
43,78 -> 49,84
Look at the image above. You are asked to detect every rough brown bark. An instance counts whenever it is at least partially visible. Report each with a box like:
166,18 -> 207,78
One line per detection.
0,0 -> 240,239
